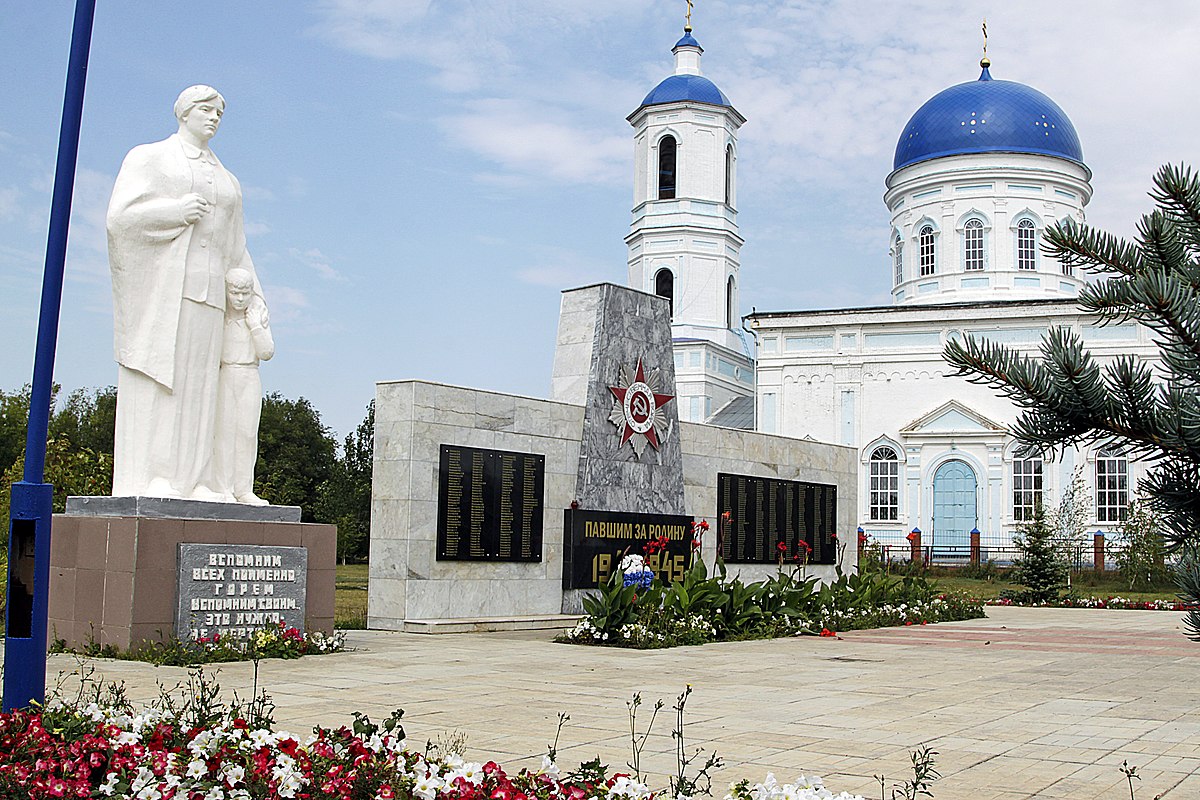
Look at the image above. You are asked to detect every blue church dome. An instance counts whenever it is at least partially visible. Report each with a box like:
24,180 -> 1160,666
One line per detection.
893,65 -> 1083,171
642,74 -> 731,108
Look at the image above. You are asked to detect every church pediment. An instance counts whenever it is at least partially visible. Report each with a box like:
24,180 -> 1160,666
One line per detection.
899,400 -> 1006,437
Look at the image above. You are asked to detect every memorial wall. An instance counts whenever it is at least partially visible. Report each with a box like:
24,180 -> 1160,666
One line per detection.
368,379 -> 856,629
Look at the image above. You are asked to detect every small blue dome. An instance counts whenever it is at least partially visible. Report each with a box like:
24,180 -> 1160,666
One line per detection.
893,67 -> 1084,171
674,31 -> 702,50
642,75 -> 730,108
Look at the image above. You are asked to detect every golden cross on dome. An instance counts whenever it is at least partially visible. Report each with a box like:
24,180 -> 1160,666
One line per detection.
980,18 -> 991,68
685,0 -> 694,32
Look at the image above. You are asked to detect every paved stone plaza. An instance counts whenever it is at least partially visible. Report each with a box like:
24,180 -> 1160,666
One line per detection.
31,606 -> 1200,799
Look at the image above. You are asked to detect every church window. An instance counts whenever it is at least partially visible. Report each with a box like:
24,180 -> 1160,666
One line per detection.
1096,448 -> 1128,523
869,446 -> 900,521
1017,219 -> 1037,270
1012,456 -> 1043,521
655,268 -> 674,317
726,276 -> 737,329
724,144 -> 734,206
964,218 -> 985,271
658,136 -> 677,200
919,225 -> 936,276
893,235 -> 903,285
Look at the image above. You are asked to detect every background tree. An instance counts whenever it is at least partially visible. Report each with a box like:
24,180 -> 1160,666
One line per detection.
1049,469 -> 1091,586
254,393 -> 338,520
314,400 -> 373,563
48,386 -> 116,456
0,437 -> 113,522
1115,501 -> 1172,592
1008,502 -> 1068,604
945,163 -> 1200,634
0,385 -> 33,474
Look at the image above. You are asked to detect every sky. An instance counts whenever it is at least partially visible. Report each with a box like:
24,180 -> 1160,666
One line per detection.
3,1 -> 1199,440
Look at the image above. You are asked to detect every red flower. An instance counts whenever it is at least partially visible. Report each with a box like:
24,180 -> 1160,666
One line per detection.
819,628 -> 836,637
699,519 -> 710,531
379,786 -> 396,800
776,541 -> 787,553
830,532 -> 838,540
721,511 -> 732,522
800,540 -> 812,553
691,539 -> 701,550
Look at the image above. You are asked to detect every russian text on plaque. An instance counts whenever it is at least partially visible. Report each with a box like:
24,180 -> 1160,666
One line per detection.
436,444 -> 544,562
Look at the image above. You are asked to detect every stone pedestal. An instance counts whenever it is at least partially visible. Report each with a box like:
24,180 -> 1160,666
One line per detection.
49,508 -> 335,650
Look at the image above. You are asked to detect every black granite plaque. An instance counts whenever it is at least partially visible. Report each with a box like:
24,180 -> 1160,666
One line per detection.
437,444 -> 544,562
175,543 -> 307,641
562,509 -> 694,589
717,473 -> 837,565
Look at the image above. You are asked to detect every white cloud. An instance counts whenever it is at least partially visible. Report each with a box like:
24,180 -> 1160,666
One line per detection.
515,246 -> 610,288
288,247 -> 344,281
261,284 -> 310,324
0,186 -> 18,220
439,99 -> 627,185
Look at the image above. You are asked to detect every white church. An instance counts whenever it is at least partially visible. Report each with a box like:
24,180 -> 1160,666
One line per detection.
624,26 -> 1159,556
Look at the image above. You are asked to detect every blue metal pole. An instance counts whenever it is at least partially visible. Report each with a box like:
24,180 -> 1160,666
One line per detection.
4,0 -> 97,713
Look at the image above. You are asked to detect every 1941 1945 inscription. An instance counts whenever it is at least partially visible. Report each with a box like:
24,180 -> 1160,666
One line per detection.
176,543 -> 307,641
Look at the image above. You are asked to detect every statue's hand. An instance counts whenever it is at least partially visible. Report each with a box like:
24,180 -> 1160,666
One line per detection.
180,193 -> 210,224
248,296 -> 270,330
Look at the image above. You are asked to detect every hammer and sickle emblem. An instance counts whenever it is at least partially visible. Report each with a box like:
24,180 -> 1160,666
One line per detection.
632,394 -> 649,417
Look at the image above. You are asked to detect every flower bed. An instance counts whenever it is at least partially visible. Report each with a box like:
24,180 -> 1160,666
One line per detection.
561,559 -> 984,649
50,622 -> 347,666
0,677 -> 867,800
987,596 -> 1199,611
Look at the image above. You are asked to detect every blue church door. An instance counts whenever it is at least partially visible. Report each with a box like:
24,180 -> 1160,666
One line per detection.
932,460 -> 977,558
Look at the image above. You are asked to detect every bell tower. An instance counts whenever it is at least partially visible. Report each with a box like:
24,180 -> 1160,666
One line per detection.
625,23 -> 754,424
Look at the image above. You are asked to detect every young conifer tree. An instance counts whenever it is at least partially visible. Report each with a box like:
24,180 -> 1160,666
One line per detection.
1010,503 -> 1067,604
944,164 -> 1200,634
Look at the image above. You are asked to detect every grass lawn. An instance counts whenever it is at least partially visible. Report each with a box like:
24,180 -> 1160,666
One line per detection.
335,563 -> 369,629
926,568 -> 1181,603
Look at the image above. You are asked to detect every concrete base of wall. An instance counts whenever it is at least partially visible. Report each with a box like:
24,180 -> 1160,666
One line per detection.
398,614 -> 583,634
49,514 -> 336,650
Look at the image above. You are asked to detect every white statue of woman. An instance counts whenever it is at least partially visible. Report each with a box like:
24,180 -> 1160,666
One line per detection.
107,85 -> 267,501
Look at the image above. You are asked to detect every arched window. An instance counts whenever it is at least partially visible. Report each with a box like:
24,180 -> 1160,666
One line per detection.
893,235 -> 903,286
1017,219 -> 1037,271
869,446 -> 900,521
964,218 -> 985,271
655,268 -> 674,317
725,275 -> 737,329
919,225 -> 936,276
1012,455 -> 1043,521
724,144 -> 734,206
1096,448 -> 1128,523
658,136 -> 677,200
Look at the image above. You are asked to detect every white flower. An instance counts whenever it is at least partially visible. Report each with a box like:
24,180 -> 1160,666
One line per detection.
608,774 -> 651,800
413,775 -> 439,800
186,759 -> 208,779
539,755 -> 560,777
99,772 -> 120,796
114,729 -> 141,746
203,787 -> 226,800
222,764 -> 245,787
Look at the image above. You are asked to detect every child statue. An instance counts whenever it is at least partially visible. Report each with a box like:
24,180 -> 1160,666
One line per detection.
212,268 -> 274,504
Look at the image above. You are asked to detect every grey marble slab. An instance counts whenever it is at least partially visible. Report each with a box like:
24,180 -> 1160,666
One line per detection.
65,495 -> 302,523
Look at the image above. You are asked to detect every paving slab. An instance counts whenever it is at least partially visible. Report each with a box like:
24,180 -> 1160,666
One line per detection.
17,606 -> 1200,800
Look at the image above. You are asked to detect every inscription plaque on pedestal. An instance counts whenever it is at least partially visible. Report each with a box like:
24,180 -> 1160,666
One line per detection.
176,543 -> 307,641
563,509 -> 693,589
718,473 -> 837,565
437,444 -> 544,562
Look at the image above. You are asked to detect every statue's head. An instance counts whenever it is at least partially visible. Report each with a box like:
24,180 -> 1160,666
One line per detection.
173,85 -> 225,124
225,268 -> 254,312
